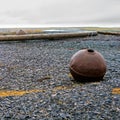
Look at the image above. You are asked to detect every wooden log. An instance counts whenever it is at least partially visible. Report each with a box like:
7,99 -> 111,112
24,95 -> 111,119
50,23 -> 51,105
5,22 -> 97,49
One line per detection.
0,31 -> 97,41
98,31 -> 120,35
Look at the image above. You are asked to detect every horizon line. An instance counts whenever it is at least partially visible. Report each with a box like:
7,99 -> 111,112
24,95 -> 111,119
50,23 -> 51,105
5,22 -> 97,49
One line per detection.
0,24 -> 120,28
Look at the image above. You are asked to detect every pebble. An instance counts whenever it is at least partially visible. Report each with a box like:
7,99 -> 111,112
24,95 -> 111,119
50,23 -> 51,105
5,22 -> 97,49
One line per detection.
0,34 -> 119,119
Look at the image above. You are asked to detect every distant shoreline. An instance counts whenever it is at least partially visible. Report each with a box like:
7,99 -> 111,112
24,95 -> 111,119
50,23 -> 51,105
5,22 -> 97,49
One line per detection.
0,27 -> 120,33
0,27 -> 120,41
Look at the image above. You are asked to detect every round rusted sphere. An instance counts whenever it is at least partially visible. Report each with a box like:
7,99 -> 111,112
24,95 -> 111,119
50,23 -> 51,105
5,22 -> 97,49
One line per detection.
69,49 -> 107,82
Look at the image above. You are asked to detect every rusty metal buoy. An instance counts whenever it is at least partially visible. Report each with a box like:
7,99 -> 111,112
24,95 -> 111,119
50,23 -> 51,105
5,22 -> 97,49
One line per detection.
69,49 -> 107,82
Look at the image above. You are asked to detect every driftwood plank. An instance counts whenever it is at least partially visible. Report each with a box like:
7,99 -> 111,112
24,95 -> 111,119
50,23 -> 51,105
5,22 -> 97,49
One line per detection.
98,31 -> 120,35
0,32 -> 97,41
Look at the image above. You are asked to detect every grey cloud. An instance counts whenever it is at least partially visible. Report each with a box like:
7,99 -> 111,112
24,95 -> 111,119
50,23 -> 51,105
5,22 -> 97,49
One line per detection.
0,0 -> 120,27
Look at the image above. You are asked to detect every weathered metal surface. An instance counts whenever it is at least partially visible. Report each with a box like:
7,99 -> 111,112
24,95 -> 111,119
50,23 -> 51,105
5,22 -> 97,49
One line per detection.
70,49 -> 107,82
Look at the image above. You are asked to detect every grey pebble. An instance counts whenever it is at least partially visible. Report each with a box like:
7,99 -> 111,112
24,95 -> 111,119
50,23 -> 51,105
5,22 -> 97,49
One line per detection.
0,34 -> 119,119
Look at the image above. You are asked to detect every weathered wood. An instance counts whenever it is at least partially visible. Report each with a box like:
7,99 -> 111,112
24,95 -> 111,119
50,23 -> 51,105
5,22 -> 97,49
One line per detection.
0,32 -> 97,41
98,31 -> 120,35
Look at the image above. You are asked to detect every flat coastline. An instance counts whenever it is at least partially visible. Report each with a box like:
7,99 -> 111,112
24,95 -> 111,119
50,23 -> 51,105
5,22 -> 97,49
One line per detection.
0,27 -> 120,41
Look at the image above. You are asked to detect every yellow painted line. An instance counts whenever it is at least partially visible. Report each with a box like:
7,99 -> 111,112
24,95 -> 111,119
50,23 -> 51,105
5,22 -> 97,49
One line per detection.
0,89 -> 45,97
0,85 -> 74,97
0,83 -> 79,97
112,88 -> 120,94
1,86 -> 119,97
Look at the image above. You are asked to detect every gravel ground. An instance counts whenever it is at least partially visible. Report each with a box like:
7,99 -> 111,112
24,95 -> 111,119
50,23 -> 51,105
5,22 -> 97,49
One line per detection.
0,34 -> 120,120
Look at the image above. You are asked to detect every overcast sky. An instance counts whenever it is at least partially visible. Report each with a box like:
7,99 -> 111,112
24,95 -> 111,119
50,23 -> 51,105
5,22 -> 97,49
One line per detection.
0,0 -> 120,27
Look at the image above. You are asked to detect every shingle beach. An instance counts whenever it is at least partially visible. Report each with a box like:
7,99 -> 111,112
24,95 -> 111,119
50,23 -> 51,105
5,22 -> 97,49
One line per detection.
0,34 -> 120,119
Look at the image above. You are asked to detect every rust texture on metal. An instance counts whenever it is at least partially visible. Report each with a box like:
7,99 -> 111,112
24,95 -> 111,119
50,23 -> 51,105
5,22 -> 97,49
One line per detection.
69,49 -> 107,82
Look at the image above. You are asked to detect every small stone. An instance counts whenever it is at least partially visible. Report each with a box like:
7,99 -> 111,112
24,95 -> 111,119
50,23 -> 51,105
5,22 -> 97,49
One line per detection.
16,30 -> 26,35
